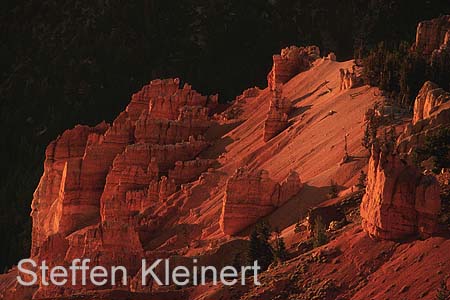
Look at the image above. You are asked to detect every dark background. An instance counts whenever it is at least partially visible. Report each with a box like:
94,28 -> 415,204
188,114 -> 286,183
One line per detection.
1,0 -> 449,272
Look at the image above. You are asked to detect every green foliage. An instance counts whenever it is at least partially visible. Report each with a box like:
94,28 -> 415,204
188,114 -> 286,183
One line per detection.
273,229 -> 288,263
436,279 -> 450,300
362,122 -> 372,150
415,128 -> 450,172
362,103 -> 382,152
362,42 -> 428,108
312,216 -> 329,248
247,222 -> 274,271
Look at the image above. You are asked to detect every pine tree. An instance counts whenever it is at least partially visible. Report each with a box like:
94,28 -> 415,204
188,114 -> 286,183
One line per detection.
247,222 -> 274,271
362,122 -> 371,150
313,216 -> 329,248
273,229 -> 288,263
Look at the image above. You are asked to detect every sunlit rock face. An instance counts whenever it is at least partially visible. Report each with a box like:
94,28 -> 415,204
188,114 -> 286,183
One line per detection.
267,45 -> 320,90
397,81 -> 450,156
412,81 -> 450,125
29,78 -> 216,297
220,168 -> 302,235
413,15 -> 450,58
360,148 -> 441,240
263,83 -> 291,142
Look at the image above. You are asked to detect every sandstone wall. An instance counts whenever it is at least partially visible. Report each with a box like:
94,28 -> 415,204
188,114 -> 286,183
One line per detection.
413,15 -> 450,57
168,158 -> 215,185
263,83 -> 292,142
30,78 -> 217,298
397,81 -> 450,156
135,106 -> 210,144
267,45 -> 320,90
412,81 -> 450,124
220,168 -> 302,235
360,149 -> 441,240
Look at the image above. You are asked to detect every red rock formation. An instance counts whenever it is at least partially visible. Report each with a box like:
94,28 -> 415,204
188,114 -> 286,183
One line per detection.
275,170 -> 304,206
135,106 -> 210,144
220,168 -> 302,235
147,78 -> 217,120
148,136 -> 209,172
397,82 -> 450,155
263,84 -> 291,141
168,158 -> 215,185
147,176 -> 177,203
28,76 -> 216,299
30,123 -> 108,256
236,87 -> 260,100
267,45 -> 320,90
326,52 -> 336,61
36,223 -> 143,297
339,66 -> 361,90
263,46 -> 320,141
360,148 -> 441,240
413,15 -> 450,58
412,81 -> 450,124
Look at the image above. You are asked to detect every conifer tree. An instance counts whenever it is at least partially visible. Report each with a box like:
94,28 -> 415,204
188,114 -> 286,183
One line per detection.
247,222 -> 274,271
273,228 -> 288,263
313,216 -> 329,248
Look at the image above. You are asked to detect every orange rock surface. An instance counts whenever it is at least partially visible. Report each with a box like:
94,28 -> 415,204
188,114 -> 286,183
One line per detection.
360,148 -> 441,240
414,15 -> 450,57
220,168 -> 302,235
4,33 -> 448,299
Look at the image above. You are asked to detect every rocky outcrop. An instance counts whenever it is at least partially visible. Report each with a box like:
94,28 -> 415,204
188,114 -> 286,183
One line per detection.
135,106 -> 210,144
263,84 -> 291,141
31,122 -> 110,256
413,15 -> 450,58
147,78 -> 218,120
339,64 -> 363,91
168,158 -> 215,185
360,148 -> 441,240
147,176 -> 177,203
32,111 -> 137,255
412,81 -> 450,124
263,46 -> 320,141
220,168 -> 302,235
267,45 -> 320,90
237,87 -> 260,100
27,78 -> 218,298
397,82 -> 450,155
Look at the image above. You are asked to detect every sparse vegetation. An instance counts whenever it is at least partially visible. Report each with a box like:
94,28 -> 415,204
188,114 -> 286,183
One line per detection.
2,0 -> 450,271
247,222 -> 274,271
327,180 -> 339,199
356,170 -> 367,190
362,103 -> 383,152
362,42 -> 427,108
415,128 -> 450,172
363,40 -> 450,109
312,216 -> 329,248
273,228 -> 288,263
436,278 -> 450,300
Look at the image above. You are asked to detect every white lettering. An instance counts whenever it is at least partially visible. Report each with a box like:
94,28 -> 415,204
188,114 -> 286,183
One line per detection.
17,259 -> 37,286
